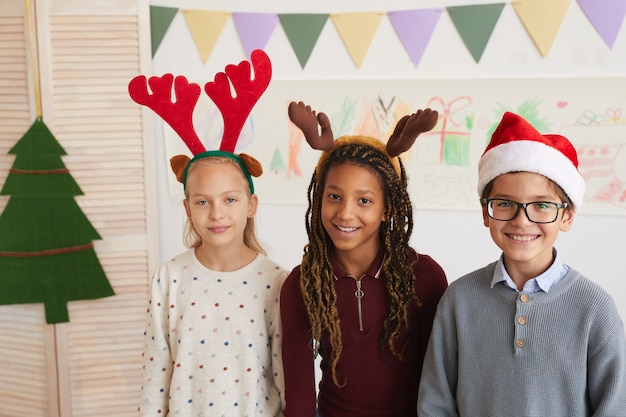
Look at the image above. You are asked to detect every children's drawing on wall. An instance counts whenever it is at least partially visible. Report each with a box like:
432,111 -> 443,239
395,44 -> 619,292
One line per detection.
486,98 -> 551,141
408,95 -> 475,209
562,107 -> 626,214
482,98 -> 626,213
160,78 -> 626,216
421,96 -> 473,166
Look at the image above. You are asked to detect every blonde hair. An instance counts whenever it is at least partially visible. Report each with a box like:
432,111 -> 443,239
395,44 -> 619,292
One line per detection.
182,156 -> 266,255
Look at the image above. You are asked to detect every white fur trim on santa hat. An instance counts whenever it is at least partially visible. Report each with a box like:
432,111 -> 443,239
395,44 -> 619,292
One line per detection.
477,140 -> 586,210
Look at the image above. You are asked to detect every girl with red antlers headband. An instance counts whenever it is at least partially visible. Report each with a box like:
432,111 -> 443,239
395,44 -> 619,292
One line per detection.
129,50 -> 288,417
280,102 -> 448,416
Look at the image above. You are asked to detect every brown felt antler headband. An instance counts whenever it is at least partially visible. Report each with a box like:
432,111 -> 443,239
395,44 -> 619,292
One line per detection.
287,101 -> 439,176
128,49 -> 272,193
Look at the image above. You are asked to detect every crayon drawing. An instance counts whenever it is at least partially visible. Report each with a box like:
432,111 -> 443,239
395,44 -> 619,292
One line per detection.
162,78 -> 626,215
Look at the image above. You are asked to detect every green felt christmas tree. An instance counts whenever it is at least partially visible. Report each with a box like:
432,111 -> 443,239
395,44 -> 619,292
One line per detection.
0,118 -> 114,323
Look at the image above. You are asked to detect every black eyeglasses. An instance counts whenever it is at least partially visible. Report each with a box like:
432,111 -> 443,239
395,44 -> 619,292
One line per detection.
482,198 -> 569,224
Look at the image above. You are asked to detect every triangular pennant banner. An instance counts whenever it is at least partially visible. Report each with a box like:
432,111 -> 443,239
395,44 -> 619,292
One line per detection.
278,14 -> 329,68
577,0 -> 626,49
447,3 -> 506,63
331,12 -> 384,68
513,0 -> 571,57
182,10 -> 230,64
388,8 -> 443,67
232,12 -> 280,58
150,6 -> 179,57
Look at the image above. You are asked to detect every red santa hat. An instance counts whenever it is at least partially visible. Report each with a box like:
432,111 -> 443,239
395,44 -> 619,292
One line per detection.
477,112 -> 585,210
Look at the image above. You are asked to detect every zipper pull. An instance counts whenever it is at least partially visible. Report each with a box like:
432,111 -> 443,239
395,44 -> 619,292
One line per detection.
355,280 -> 364,331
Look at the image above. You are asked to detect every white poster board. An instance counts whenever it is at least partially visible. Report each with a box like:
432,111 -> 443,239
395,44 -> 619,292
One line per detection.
164,77 -> 626,215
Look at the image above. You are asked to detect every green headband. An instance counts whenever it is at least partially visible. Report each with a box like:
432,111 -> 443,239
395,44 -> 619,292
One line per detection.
183,150 -> 255,194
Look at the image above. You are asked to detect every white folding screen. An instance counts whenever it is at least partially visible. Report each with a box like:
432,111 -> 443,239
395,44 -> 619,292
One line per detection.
0,0 -> 156,416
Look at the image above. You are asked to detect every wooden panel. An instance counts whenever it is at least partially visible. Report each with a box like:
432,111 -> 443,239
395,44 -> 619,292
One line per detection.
0,0 -> 159,416
0,1 -> 56,416
0,0 -> 155,415
0,5 -> 31,181
0,306 -> 53,417
35,0 -> 155,415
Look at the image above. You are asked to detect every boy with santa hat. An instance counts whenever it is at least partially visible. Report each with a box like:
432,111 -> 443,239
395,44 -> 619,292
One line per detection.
417,112 -> 626,417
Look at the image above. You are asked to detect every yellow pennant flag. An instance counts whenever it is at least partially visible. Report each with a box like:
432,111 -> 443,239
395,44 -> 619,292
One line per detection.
513,0 -> 571,57
182,10 -> 230,63
331,12 -> 384,68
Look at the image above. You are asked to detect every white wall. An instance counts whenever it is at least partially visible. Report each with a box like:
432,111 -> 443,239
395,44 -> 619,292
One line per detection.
152,0 -> 626,321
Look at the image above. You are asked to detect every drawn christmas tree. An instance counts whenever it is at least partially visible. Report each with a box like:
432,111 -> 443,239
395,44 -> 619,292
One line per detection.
0,119 -> 114,324
270,147 -> 286,174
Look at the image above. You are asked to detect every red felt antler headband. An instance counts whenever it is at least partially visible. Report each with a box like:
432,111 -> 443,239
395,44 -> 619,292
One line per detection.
128,49 -> 272,193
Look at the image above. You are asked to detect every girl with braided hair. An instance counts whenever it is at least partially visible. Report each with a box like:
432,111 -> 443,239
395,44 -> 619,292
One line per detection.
280,102 -> 448,417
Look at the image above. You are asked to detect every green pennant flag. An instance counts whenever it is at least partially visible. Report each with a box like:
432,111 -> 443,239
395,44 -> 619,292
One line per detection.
150,5 -> 179,57
278,13 -> 329,68
447,3 -> 505,63
0,119 -> 114,324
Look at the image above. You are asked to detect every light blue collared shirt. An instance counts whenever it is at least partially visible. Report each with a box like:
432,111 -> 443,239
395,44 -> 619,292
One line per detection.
490,249 -> 570,293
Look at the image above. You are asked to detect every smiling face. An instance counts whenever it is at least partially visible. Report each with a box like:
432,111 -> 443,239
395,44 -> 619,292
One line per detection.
321,162 -> 386,264
183,159 -> 257,252
483,171 -> 574,282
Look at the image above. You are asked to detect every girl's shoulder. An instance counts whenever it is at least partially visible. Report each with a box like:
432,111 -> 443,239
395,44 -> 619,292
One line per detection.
153,249 -> 195,272
413,251 -> 446,278
254,254 -> 290,280
411,251 -> 448,298
280,265 -> 303,294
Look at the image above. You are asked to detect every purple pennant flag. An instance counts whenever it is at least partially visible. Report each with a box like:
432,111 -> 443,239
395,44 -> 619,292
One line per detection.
577,0 -> 626,49
388,8 -> 442,67
232,12 -> 279,58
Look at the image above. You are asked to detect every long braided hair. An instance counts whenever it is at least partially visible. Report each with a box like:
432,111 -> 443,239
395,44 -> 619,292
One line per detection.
287,101 -> 438,386
300,138 -> 419,387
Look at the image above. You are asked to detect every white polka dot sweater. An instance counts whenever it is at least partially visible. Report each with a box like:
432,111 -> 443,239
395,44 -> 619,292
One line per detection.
139,250 -> 288,416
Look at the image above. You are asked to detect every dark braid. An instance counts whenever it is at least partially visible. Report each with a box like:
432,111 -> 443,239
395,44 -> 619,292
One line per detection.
300,141 -> 418,387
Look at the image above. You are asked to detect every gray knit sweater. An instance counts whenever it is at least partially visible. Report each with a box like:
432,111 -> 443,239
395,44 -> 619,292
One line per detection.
418,262 -> 626,417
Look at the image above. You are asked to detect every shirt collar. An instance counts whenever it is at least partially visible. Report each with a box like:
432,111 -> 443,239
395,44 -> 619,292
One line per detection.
491,249 -> 569,293
330,246 -> 385,280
